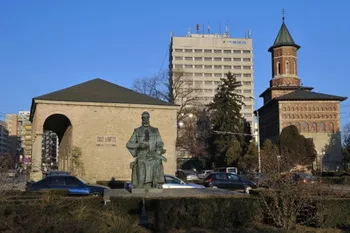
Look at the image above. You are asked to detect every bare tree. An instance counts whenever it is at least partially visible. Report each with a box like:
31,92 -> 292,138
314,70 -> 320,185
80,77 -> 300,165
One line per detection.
132,69 -> 199,122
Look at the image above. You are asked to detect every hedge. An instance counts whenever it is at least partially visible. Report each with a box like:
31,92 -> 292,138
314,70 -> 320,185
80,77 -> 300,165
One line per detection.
108,196 -> 262,232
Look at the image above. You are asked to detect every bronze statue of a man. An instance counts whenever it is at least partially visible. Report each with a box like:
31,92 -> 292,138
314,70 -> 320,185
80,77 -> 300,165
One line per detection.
126,111 -> 167,189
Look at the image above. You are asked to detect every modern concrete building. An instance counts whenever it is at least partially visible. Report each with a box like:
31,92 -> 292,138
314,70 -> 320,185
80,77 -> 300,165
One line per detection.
42,130 -> 59,172
256,18 -> 347,171
0,121 -> 9,155
5,114 -> 20,164
169,29 -> 255,125
17,111 -> 32,166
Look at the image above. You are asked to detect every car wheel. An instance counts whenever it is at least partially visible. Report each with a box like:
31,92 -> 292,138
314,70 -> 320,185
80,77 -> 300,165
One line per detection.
209,183 -> 218,188
91,192 -> 102,197
244,186 -> 252,194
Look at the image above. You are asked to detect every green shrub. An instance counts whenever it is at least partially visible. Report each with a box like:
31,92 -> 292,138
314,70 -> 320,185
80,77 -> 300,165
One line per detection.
313,198 -> 350,228
109,196 -> 261,232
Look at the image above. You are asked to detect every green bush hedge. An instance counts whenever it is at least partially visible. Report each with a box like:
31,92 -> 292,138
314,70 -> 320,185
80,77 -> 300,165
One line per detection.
313,198 -> 350,228
108,196 -> 262,232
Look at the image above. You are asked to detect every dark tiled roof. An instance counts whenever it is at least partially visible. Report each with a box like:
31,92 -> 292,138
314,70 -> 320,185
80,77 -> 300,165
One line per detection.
268,22 -> 300,52
30,78 -> 176,121
259,86 -> 313,98
33,78 -> 174,106
276,90 -> 347,101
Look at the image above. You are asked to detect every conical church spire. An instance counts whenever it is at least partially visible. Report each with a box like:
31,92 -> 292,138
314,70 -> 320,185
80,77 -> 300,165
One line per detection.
268,18 -> 300,52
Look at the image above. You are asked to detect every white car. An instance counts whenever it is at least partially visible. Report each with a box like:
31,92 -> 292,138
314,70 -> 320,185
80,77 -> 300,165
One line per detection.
163,175 -> 205,189
198,170 -> 214,179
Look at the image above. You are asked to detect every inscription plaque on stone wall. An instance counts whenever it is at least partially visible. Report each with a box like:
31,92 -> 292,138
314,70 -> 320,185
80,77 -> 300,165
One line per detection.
96,135 -> 117,146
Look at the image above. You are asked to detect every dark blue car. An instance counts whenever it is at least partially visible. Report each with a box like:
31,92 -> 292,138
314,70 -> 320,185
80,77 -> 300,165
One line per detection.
26,175 -> 110,196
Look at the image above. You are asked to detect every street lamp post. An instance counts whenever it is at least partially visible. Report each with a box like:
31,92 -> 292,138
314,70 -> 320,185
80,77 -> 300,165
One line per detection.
253,110 -> 261,174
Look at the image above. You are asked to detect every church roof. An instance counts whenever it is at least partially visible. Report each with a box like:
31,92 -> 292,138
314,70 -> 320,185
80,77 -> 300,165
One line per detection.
30,78 -> 176,121
268,21 -> 300,52
259,86 -> 313,98
275,90 -> 347,101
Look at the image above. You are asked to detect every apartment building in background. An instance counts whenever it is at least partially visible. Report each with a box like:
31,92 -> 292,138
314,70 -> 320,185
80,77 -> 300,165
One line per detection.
42,130 -> 59,172
5,114 -> 20,163
169,27 -> 255,125
16,111 -> 32,166
0,121 -> 9,155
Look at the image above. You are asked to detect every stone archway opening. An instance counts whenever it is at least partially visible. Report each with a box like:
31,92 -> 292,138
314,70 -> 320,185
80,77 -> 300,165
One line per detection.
43,114 -> 72,172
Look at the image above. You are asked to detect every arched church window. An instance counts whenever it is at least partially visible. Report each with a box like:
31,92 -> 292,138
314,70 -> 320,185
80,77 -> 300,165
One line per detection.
285,60 -> 290,74
302,122 -> 309,133
311,122 -> 317,133
294,122 -> 301,132
277,62 -> 281,75
319,122 -> 326,133
328,122 -> 334,133
293,61 -> 296,74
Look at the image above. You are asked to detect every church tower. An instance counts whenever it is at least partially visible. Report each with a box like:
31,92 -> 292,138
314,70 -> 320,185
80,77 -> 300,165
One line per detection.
260,18 -> 313,104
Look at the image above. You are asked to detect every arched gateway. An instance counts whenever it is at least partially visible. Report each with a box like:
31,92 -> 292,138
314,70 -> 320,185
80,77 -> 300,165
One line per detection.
30,78 -> 178,182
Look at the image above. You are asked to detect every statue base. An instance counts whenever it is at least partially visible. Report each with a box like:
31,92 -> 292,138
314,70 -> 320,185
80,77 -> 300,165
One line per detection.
131,188 -> 163,194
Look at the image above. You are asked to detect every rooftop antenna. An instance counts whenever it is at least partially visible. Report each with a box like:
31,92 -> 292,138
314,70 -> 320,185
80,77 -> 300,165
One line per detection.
202,23 -> 204,35
196,24 -> 200,34
225,20 -> 229,36
282,8 -> 286,22
248,29 -> 252,38
187,27 -> 191,36
208,25 -> 211,34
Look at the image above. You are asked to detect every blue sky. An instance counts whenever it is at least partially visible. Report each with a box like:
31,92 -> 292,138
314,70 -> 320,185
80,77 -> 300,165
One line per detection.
1,1 -> 350,127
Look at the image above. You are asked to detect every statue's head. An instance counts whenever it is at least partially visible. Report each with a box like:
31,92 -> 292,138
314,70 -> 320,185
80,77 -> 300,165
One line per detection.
141,111 -> 150,127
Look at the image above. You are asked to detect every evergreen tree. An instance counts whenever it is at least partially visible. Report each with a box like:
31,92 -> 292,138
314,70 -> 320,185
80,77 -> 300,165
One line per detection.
238,140 -> 258,172
261,139 -> 279,173
208,72 -> 244,166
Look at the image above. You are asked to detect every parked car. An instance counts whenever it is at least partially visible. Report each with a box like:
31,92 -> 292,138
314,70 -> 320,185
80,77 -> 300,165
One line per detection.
175,169 -> 199,181
214,167 -> 238,175
26,175 -> 110,196
163,175 -> 205,189
198,170 -> 214,179
203,172 -> 256,193
125,175 -> 205,190
46,170 -> 70,177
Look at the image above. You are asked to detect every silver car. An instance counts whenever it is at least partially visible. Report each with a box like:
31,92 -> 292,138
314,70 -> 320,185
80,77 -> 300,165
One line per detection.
163,175 -> 204,189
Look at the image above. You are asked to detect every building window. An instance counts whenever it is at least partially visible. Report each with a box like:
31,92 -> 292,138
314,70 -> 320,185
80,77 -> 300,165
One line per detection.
184,49 -> 192,52
175,64 -> 183,68
214,57 -> 221,61
243,66 -> 251,70
311,122 -> 317,133
194,57 -> 202,61
214,49 -> 221,53
277,62 -> 281,75
234,73 -> 242,77
214,73 -> 222,77
186,81 -> 193,85
243,58 -> 251,62
194,49 -> 202,53
185,57 -> 192,61
204,57 -> 212,61
243,81 -> 251,85
223,58 -> 231,62
195,65 -> 202,68
319,122 -> 326,133
205,81 -> 212,85
194,73 -> 203,77
243,90 -> 251,93
233,50 -> 241,54
204,65 -> 212,69
328,122 -> 334,133
175,49 -> 183,52
234,66 -> 241,69
214,81 -> 221,85
244,113 -> 252,117
205,89 -> 212,93
175,57 -> 183,60
233,58 -> 241,62
195,81 -> 203,85
223,50 -> 231,54
204,49 -> 212,53
224,65 -> 231,69
214,65 -> 222,69
285,60 -> 290,74
185,64 -> 193,68
204,73 -> 212,77
243,73 -> 251,77
243,50 -> 251,54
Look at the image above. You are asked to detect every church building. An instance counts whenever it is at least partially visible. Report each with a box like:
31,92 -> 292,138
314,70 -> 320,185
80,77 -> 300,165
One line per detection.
256,17 -> 347,171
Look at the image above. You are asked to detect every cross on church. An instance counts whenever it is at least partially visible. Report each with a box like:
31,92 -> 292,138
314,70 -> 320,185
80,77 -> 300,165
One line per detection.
282,8 -> 286,21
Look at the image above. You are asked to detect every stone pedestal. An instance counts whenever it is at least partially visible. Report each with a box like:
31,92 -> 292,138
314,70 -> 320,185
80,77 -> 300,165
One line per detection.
131,188 -> 163,194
